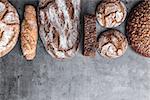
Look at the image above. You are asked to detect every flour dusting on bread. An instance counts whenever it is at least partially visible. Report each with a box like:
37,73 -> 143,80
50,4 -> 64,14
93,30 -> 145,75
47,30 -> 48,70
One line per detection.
39,0 -> 80,59
0,1 -> 20,57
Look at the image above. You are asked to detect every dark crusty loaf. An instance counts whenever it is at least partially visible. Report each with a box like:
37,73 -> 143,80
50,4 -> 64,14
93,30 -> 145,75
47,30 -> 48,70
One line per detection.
21,5 -> 38,60
83,15 -> 97,57
126,1 -> 150,57
39,0 -> 81,59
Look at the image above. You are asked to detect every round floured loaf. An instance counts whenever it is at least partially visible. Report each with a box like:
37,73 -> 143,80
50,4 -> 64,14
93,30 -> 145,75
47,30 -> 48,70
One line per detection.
39,0 -> 80,59
96,0 -> 127,28
0,0 -> 20,57
97,29 -> 128,59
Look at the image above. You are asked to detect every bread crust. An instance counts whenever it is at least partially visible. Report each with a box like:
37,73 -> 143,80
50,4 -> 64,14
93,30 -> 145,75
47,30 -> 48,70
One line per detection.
96,0 -> 127,28
0,0 -> 20,57
83,15 -> 97,57
127,1 -> 150,57
97,29 -> 128,59
39,0 -> 80,59
21,5 -> 38,60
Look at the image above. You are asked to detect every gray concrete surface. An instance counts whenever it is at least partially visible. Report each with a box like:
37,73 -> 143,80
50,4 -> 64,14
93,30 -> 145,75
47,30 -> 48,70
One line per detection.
0,0 -> 150,100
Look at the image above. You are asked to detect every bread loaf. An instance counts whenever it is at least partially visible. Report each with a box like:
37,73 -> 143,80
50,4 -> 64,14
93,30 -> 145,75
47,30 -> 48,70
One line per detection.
0,0 -> 20,57
39,0 -> 81,59
96,0 -> 127,28
21,5 -> 38,60
126,1 -> 150,57
83,15 -> 97,57
97,29 -> 128,59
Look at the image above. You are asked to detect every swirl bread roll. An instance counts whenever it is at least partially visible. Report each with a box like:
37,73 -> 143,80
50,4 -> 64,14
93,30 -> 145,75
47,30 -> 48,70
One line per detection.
39,0 -> 81,59
21,5 -> 38,60
0,0 -> 20,57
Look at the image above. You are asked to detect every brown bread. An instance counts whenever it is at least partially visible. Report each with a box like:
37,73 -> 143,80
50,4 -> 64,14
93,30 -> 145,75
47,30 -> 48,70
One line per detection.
83,15 -> 97,57
21,5 -> 38,60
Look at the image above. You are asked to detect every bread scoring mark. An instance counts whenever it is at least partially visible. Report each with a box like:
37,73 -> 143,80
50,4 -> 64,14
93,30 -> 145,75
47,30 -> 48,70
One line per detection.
58,11 -> 65,26
46,39 -> 59,58
39,0 -> 55,9
65,0 -> 74,19
52,27 -> 60,49
0,27 -> 14,47
0,30 -> 4,40
44,22 -> 51,36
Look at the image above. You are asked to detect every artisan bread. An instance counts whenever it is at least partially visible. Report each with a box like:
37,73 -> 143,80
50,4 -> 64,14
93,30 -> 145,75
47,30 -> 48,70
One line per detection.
126,1 -> 150,57
83,15 -> 97,57
97,29 -> 128,59
0,0 -> 20,57
21,5 -> 38,60
39,0 -> 81,59
96,0 -> 127,28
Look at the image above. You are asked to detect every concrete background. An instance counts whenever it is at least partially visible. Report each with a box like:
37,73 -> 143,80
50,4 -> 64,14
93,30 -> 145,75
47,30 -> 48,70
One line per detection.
0,0 -> 150,100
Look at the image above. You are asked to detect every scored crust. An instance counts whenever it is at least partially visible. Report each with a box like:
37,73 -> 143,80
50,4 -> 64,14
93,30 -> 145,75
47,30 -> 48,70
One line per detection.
126,1 -> 150,57
0,0 -> 20,57
97,29 -> 128,59
21,5 -> 38,60
39,0 -> 80,59
96,0 -> 127,28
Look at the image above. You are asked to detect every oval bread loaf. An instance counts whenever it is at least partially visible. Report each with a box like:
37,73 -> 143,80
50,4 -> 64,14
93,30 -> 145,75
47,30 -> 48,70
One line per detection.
39,0 -> 81,59
21,5 -> 38,60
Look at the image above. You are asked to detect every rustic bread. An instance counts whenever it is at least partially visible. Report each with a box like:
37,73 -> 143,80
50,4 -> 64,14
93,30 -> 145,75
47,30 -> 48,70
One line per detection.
96,0 -> 127,28
126,1 -> 150,57
0,0 -> 20,57
39,0 -> 80,59
97,29 -> 128,59
21,5 -> 38,60
83,15 -> 97,57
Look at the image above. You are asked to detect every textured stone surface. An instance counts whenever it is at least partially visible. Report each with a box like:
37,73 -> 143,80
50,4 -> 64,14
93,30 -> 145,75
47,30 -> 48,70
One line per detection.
0,0 -> 150,100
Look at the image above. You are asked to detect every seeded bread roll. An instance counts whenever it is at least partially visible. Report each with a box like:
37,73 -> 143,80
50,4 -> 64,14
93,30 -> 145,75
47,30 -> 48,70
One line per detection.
39,0 -> 80,59
0,0 -> 20,57
96,0 -> 127,28
97,29 -> 128,59
83,15 -> 97,57
21,5 -> 38,60
126,1 -> 150,57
